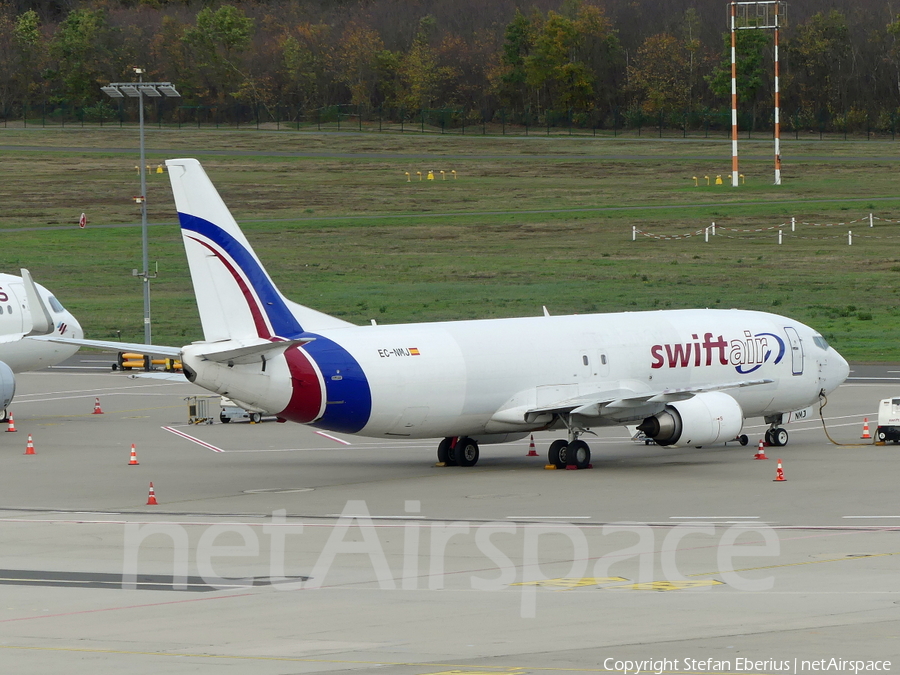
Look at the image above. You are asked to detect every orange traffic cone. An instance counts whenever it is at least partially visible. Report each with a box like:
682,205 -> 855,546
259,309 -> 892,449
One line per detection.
773,459 -> 786,482
92,397 -> 104,415
861,418 -> 871,439
527,434 -> 539,457
5,413 -> 17,432
754,439 -> 769,460
24,433 -> 35,455
128,444 -> 139,466
146,482 -> 158,505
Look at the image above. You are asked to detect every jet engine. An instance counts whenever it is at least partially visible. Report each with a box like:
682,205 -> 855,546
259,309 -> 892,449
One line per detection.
637,391 -> 743,447
0,361 -> 16,411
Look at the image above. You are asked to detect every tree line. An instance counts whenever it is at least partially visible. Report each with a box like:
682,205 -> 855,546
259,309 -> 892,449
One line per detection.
2,0 -> 900,133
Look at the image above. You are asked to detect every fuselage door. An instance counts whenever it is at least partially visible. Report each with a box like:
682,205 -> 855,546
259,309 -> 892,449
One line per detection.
784,326 -> 803,376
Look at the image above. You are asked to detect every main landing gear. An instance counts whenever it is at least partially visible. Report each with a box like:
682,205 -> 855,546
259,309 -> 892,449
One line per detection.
547,431 -> 592,470
437,437 -> 480,467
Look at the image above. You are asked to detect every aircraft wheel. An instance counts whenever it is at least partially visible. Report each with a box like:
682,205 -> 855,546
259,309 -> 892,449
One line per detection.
567,440 -> 591,469
738,434 -> 749,446
437,437 -> 457,466
456,437 -> 479,467
548,440 -> 568,469
767,428 -> 788,447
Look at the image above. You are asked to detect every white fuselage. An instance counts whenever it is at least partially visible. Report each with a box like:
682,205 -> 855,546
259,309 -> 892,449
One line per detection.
0,274 -> 82,372
183,308 -> 848,440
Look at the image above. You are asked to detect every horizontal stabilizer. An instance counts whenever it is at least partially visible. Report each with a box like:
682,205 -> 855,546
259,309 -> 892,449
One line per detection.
195,338 -> 314,364
30,336 -> 183,358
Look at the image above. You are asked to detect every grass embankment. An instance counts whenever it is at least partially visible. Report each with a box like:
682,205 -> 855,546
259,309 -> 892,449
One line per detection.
1,127 -> 899,360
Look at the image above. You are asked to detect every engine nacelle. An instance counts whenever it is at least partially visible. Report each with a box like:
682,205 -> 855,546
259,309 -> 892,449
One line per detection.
637,392 -> 743,447
0,360 -> 15,410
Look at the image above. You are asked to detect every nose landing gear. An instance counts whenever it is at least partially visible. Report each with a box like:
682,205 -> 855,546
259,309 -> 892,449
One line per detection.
765,427 -> 788,447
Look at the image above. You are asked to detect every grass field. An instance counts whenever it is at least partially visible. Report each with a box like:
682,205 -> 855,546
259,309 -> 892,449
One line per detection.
2,126 -> 899,361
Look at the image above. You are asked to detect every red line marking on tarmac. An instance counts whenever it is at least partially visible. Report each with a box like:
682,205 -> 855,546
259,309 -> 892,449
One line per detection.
0,592 -> 257,624
161,426 -> 225,452
314,430 -> 351,445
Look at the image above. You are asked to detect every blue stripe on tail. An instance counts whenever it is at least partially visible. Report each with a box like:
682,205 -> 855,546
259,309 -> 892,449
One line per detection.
179,213 -> 304,338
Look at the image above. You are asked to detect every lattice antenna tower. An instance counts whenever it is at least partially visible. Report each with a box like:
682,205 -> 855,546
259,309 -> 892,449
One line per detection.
728,1 -> 787,186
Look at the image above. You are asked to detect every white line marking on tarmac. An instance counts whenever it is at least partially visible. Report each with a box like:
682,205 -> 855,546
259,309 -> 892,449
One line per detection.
669,516 -> 759,520
315,430 -> 352,445
324,514 -> 426,519
843,516 -> 900,519
506,516 -> 591,519
161,426 -> 225,453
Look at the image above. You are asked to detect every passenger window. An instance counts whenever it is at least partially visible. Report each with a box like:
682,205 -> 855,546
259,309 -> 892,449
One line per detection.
582,355 -> 589,366
601,354 -> 608,365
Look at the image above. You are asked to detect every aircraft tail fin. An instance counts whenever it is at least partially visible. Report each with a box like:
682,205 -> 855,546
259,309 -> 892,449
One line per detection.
165,158 -> 351,341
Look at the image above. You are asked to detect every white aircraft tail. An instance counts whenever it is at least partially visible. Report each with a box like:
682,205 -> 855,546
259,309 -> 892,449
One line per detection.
166,158 -> 351,341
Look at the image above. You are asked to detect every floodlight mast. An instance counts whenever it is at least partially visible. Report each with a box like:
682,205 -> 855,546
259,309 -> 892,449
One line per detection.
101,70 -> 180,343
729,1 -> 786,187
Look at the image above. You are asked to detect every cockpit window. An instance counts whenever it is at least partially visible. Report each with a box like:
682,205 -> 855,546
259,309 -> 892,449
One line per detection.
813,335 -> 830,350
48,296 -> 65,313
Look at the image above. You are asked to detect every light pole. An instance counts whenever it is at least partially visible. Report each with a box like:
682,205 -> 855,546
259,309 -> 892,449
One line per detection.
101,69 -> 180,344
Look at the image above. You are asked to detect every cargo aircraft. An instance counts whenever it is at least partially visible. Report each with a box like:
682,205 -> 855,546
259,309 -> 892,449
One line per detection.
45,159 -> 849,468
0,270 -> 83,417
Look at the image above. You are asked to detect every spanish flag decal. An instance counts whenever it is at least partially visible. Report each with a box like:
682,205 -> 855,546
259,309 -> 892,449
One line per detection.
409,348 -> 421,356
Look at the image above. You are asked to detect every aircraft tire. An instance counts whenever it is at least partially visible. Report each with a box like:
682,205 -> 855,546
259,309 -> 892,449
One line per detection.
548,440 -> 568,469
568,440 -> 591,469
437,437 -> 457,466
456,437 -> 479,467
767,428 -> 788,447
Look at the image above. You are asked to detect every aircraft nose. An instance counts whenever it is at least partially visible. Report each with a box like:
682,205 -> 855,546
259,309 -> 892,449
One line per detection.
826,348 -> 850,393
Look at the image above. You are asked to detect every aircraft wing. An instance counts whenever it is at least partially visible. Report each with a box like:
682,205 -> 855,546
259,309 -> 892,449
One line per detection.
0,331 -> 29,345
527,379 -> 773,419
492,379 -> 772,425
